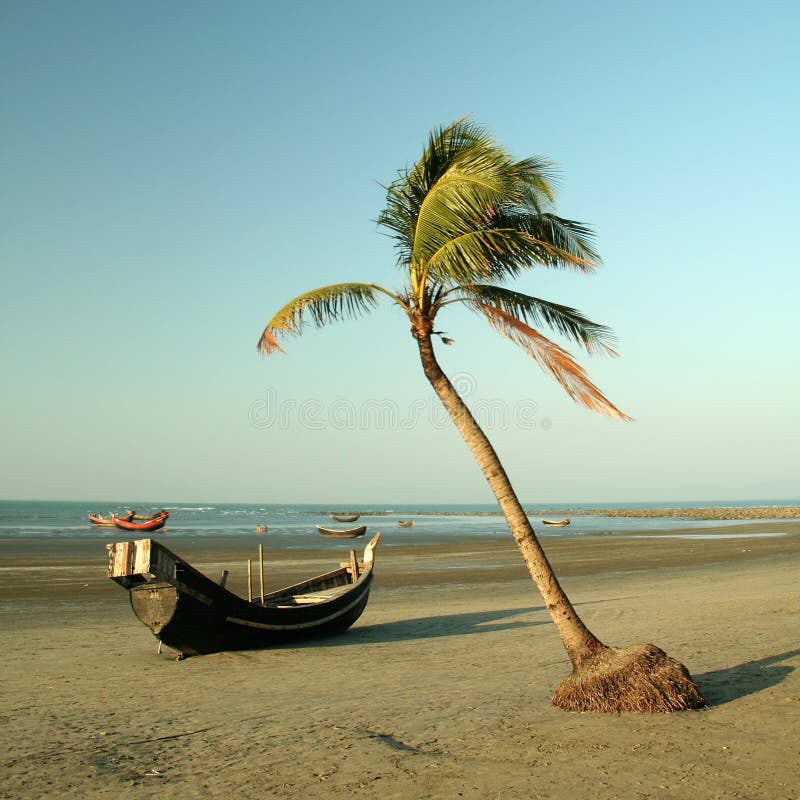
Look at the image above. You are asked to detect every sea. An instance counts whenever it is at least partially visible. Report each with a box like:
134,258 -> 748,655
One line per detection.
0,499 -> 795,552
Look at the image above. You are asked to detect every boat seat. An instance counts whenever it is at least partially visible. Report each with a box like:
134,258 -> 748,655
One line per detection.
286,584 -> 356,605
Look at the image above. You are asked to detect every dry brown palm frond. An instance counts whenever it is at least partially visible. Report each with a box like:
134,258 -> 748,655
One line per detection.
455,284 -> 619,357
477,304 -> 632,421
257,327 -> 287,356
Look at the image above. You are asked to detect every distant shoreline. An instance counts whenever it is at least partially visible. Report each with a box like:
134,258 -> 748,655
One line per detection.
335,506 -> 800,520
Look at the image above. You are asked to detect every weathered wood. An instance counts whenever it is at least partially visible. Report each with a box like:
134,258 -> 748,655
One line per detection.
219,569 -> 229,588
349,550 -> 359,583
364,534 -> 379,566
258,543 -> 265,606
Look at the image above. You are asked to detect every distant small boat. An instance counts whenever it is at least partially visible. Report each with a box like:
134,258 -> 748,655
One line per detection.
89,511 -> 133,527
331,514 -> 360,523
398,520 -> 414,528
113,509 -> 169,532
542,518 -> 571,527
316,525 -> 367,538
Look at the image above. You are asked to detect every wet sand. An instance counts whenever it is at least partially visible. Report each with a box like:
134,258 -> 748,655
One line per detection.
1,521 -> 798,798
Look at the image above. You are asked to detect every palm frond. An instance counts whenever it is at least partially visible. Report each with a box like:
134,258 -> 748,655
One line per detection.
481,210 -> 600,272
426,229 -> 537,285
257,283 -> 384,356
377,118 -> 522,281
525,213 -> 601,268
408,118 -> 500,205
476,304 -> 631,421
377,118 -> 600,291
412,150 -> 521,266
515,156 -> 559,212
425,218 -> 596,289
456,285 -> 618,356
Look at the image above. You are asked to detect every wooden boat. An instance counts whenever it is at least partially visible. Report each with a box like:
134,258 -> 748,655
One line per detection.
89,511 -> 133,527
331,513 -> 360,523
107,534 -> 381,656
398,520 -> 414,528
113,509 -> 169,532
541,518 -> 571,527
316,524 -> 367,538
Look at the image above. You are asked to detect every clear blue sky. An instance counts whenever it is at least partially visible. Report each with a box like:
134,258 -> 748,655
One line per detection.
2,0 -> 798,504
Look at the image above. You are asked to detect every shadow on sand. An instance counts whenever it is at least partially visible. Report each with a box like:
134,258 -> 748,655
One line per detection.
307,606 -> 547,648
695,648 -> 800,706
290,594 -> 646,651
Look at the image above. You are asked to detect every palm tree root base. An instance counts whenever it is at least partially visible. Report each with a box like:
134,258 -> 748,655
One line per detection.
552,643 -> 705,713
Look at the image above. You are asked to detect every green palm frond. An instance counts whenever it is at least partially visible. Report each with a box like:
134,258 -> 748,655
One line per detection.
411,151 -> 519,263
452,285 -> 618,356
514,156 -> 560,213
378,119 -> 521,280
257,283 -> 393,356
425,229 -> 538,285
476,303 -> 631,421
485,210 -> 600,271
377,118 -> 600,293
425,216 -> 596,290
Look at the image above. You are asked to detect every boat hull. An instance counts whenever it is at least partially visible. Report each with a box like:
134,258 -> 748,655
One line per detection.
108,536 -> 378,656
90,512 -> 133,527
129,579 -> 372,655
113,512 -> 169,532
316,525 -> 367,538
89,517 -> 117,527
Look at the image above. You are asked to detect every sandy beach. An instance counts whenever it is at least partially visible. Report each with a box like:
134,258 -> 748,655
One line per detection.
1,520 -> 798,799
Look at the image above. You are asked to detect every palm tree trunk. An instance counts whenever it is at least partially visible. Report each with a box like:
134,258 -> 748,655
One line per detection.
414,331 -> 605,667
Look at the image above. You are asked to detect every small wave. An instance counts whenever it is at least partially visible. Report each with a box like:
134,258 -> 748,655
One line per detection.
167,506 -> 217,511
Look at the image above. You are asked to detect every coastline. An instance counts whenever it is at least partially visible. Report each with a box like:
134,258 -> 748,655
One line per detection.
2,520 -> 799,598
561,505 -> 800,519
333,505 -> 800,519
1,518 -> 799,798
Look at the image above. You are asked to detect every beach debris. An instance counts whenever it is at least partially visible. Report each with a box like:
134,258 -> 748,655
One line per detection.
360,727 -> 423,753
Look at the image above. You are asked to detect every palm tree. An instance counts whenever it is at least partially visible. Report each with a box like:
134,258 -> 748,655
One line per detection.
257,118 -> 703,712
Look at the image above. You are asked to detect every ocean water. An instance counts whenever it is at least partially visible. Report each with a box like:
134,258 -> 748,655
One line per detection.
0,499 -> 794,550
